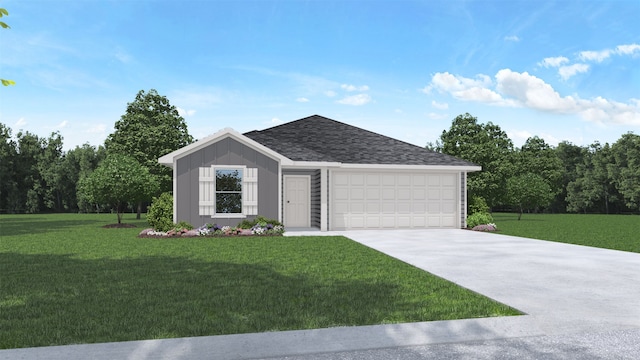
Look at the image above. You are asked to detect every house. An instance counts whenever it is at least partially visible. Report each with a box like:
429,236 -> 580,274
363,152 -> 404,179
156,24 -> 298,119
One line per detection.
158,115 -> 481,231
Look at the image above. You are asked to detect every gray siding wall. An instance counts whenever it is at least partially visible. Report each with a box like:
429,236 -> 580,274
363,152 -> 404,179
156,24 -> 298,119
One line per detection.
282,169 -> 321,229
175,137 -> 279,228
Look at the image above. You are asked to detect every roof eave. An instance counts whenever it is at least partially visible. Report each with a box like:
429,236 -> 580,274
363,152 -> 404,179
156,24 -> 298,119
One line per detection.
282,161 -> 482,172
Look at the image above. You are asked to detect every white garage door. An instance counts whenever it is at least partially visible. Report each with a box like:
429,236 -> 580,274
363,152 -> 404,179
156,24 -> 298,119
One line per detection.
331,171 -> 459,230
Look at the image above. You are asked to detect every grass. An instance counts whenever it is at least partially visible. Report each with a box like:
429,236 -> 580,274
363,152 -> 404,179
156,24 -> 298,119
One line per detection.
0,213 -> 520,349
492,213 -> 640,253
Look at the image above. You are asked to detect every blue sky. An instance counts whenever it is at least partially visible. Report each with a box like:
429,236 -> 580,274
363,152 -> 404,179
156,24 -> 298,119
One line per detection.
1,0 -> 639,151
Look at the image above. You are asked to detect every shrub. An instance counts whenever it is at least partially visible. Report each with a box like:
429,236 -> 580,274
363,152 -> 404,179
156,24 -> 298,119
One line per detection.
469,196 -> 490,215
237,215 -> 283,229
466,212 -> 494,228
174,220 -> 193,230
147,192 -> 174,232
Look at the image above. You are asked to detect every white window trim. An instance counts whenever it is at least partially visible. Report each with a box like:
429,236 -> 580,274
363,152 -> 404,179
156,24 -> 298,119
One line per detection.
212,165 -> 246,219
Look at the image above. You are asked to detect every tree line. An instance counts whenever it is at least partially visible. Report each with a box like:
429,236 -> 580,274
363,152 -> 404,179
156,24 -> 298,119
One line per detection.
0,89 -> 192,217
1,99 -> 637,217
431,113 -> 640,217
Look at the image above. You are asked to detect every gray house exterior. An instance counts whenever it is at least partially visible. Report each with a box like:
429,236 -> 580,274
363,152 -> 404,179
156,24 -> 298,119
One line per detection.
158,115 -> 481,230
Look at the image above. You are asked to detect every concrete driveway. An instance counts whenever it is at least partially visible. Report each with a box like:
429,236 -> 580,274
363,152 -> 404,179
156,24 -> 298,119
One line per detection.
2,229 -> 640,359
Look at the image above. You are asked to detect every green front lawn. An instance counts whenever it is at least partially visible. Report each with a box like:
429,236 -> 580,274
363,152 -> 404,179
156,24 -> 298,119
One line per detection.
492,213 -> 640,253
0,214 -> 519,349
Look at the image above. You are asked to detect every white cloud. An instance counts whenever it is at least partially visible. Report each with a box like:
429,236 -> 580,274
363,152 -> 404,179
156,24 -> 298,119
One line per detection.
539,56 -> 569,68
176,107 -> 197,117
14,118 -> 27,128
86,124 -> 107,134
431,100 -> 449,110
508,129 -> 534,144
431,72 -> 492,92
55,120 -> 68,129
324,90 -> 337,97
114,47 -> 133,63
504,35 -> 520,42
420,85 -> 432,94
341,84 -> 369,92
558,63 -> 590,80
579,49 -> 612,63
616,43 -> 640,56
427,112 -> 448,120
337,94 -> 371,106
429,69 -> 640,126
430,72 -> 512,106
495,69 -> 577,112
296,97 -> 309,103
394,109 -> 404,114
270,117 -> 283,125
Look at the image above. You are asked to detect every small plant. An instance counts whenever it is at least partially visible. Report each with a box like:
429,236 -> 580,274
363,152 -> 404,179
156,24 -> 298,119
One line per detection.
174,221 -> 193,230
237,215 -> 283,229
466,212 -> 494,229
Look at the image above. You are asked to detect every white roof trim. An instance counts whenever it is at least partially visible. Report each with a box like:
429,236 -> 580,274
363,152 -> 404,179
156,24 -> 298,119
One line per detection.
283,162 -> 481,172
158,128 -> 294,167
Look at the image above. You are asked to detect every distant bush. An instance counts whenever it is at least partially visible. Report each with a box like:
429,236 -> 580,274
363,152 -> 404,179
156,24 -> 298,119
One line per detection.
147,192 -> 173,232
466,212 -> 494,229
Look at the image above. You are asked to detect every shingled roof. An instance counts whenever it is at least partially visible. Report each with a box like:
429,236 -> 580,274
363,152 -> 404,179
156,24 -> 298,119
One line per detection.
243,115 -> 477,166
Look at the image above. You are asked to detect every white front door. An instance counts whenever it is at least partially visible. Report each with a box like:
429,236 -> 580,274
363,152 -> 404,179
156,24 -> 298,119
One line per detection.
284,175 -> 310,227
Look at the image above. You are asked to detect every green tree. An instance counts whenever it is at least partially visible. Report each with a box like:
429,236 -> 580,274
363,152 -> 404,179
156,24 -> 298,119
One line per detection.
438,113 -> 514,208
77,154 -> 159,224
554,141 -> 586,212
566,142 -> 622,214
512,136 -> 564,212
58,144 -> 106,212
610,133 -> 640,211
1,8 -> 15,87
0,123 -> 18,212
105,89 -> 193,217
507,173 -> 554,220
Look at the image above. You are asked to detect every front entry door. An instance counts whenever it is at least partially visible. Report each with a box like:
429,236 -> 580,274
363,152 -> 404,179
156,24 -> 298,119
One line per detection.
284,176 -> 310,227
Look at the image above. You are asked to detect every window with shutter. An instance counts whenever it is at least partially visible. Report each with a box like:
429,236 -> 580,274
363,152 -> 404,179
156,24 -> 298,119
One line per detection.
199,165 -> 258,218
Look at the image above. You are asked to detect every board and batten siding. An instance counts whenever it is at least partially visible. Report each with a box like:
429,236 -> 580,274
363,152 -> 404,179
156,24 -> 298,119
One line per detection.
175,137 -> 279,228
282,169 -> 321,229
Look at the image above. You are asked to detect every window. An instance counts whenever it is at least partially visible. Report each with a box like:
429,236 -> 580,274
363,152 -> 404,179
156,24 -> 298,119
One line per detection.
215,168 -> 243,214
199,166 -> 258,218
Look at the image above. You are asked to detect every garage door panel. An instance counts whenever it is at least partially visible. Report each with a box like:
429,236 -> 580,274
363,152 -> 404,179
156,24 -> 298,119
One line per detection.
442,189 -> 455,200
334,173 -> 349,185
335,188 -> 349,200
332,171 -> 458,230
367,174 -> 380,185
397,216 -> 411,227
366,202 -> 380,212
350,202 -> 364,213
366,216 -> 380,228
398,175 -> 411,186
382,202 -> 395,213
397,188 -> 411,200
366,188 -> 380,200
382,216 -> 396,228
351,174 -> 365,185
382,188 -> 395,200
